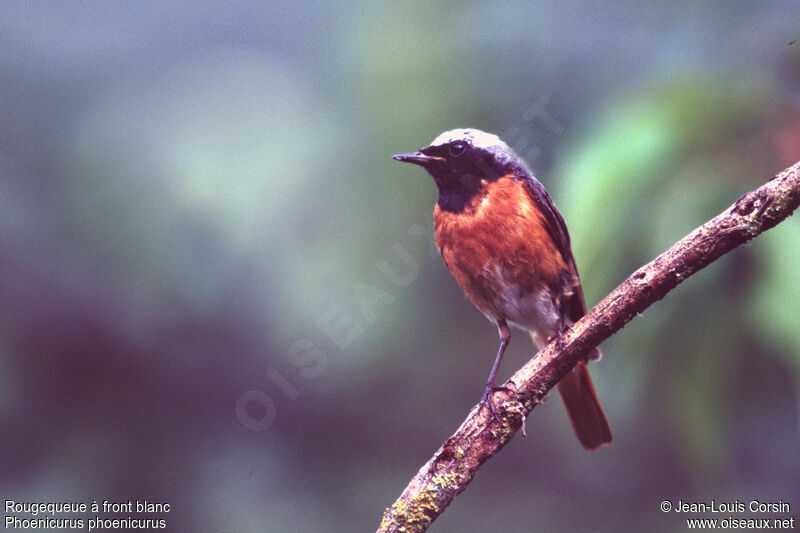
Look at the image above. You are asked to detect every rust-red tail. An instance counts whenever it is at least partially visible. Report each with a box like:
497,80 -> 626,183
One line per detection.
556,358 -> 612,450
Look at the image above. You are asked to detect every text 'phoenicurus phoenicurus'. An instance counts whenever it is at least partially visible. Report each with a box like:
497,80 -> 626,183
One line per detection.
393,128 -> 612,450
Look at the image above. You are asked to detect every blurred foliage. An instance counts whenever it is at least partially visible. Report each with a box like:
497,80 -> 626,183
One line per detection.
555,76 -> 800,472
1,2 -> 799,532
752,215 -> 800,372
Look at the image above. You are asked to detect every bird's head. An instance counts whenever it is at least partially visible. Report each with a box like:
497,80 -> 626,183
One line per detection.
393,129 -> 526,198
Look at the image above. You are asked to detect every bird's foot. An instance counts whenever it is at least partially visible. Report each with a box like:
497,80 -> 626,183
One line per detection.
482,381 -> 513,423
547,322 -> 569,351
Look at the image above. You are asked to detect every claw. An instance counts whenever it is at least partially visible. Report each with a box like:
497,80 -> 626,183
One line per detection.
482,382 -> 513,422
547,318 -> 570,351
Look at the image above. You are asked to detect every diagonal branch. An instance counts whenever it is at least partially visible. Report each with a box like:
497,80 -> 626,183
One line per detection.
378,160 -> 800,533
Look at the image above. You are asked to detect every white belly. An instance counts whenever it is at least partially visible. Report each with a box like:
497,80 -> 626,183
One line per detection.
487,264 -> 561,347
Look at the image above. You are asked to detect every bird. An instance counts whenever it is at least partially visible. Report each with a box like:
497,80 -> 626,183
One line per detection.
393,128 -> 612,450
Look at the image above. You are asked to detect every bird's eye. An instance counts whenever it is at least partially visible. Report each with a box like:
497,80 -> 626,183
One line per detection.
449,142 -> 466,157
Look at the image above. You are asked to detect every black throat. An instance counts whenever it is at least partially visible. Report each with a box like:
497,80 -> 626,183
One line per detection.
436,188 -> 476,213
426,148 -> 524,213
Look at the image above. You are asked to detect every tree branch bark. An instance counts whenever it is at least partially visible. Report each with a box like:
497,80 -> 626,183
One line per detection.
377,160 -> 800,533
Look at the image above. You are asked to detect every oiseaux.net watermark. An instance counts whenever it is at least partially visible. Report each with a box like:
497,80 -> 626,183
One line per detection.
660,498 -> 795,529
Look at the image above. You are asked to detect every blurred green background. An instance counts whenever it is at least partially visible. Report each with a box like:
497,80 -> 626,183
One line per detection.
2,2 -> 799,531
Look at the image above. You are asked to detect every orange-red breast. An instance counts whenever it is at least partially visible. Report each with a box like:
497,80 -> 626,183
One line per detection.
393,128 -> 611,450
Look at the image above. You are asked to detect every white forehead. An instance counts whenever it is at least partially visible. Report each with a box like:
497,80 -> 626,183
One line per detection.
429,128 -> 510,151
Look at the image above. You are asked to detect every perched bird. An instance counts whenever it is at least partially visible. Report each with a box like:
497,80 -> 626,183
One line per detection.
393,128 -> 612,450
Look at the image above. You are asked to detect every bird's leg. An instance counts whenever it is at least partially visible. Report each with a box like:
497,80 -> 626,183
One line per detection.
482,320 -> 511,422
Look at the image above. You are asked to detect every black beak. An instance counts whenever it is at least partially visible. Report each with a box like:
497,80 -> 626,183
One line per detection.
392,152 -> 446,166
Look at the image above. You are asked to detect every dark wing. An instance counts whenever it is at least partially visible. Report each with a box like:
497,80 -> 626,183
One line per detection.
520,173 -> 588,322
